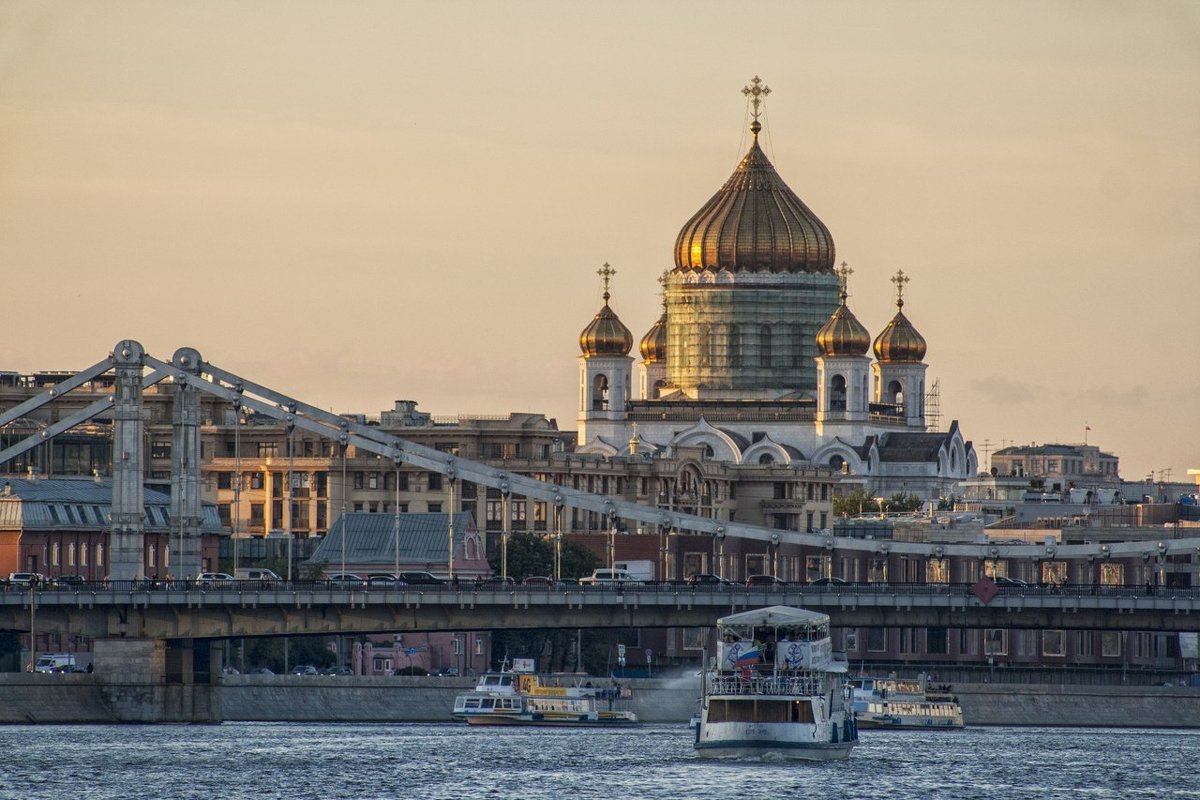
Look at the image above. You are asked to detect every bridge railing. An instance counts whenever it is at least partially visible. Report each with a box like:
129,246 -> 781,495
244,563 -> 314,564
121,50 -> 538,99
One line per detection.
3,578 -> 1198,600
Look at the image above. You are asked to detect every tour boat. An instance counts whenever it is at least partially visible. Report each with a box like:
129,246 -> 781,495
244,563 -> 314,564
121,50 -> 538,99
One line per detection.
695,606 -> 857,760
452,659 -> 638,727
851,674 -> 964,729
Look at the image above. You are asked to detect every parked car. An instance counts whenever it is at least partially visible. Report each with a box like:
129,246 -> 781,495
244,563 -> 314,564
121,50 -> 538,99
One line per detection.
55,575 -> 87,589
367,574 -> 400,586
396,571 -> 446,586
7,572 -> 47,588
289,665 -> 318,676
195,572 -> 235,589
745,574 -> 784,588
321,665 -> 353,676
252,667 -> 274,675
809,576 -> 849,587
326,573 -> 366,587
521,576 -> 556,589
687,573 -> 733,587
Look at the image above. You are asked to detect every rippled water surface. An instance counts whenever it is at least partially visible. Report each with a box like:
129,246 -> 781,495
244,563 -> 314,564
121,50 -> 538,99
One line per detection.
3,723 -> 1198,800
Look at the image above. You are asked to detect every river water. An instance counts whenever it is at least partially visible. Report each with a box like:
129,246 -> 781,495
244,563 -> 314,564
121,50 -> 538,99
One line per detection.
3,723 -> 1197,800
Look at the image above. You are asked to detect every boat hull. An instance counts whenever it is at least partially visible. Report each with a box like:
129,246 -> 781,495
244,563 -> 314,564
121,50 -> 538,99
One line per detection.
695,720 -> 856,761
465,713 -> 638,727
856,714 -> 963,730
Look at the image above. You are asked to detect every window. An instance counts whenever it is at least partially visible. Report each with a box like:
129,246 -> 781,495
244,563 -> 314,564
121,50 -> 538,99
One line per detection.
51,542 -> 60,566
866,628 -> 886,652
218,504 -> 231,527
96,543 -> 104,567
984,559 -> 1009,578
398,472 -> 409,491
1100,563 -> 1123,586
67,543 -> 76,567
257,442 -> 278,458
829,374 -> 847,411
428,473 -> 443,491
250,503 -> 264,523
217,472 -> 233,490
592,373 -> 609,411
453,638 -> 463,655
1041,561 -> 1068,586
147,544 -> 156,569
759,326 -> 772,368
984,628 -> 1007,657
727,324 -> 741,365
926,627 -> 948,655
1042,630 -> 1065,657
368,473 -> 379,490
926,558 -> 949,584
475,639 -> 484,656
151,441 -> 171,459
1101,631 -> 1122,658
427,502 -> 442,513
353,472 -> 364,490
805,556 -> 831,581
251,473 -> 264,490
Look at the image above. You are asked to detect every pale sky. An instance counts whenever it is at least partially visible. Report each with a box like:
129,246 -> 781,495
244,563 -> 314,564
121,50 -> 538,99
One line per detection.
1,1 -> 1197,483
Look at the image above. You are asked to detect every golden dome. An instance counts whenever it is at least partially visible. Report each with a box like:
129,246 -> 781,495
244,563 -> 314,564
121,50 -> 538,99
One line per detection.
580,263 -> 633,357
816,269 -> 870,356
673,131 -> 834,275
639,312 -> 667,363
873,270 -> 927,363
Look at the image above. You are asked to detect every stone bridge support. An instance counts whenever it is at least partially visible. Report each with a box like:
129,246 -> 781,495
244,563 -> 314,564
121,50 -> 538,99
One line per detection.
92,637 -> 222,723
170,348 -> 205,580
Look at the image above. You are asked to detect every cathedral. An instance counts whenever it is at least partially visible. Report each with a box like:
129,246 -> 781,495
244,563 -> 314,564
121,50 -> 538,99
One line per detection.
575,77 -> 976,502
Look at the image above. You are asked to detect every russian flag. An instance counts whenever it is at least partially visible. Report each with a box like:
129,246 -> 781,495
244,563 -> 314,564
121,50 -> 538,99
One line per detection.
733,646 -> 760,667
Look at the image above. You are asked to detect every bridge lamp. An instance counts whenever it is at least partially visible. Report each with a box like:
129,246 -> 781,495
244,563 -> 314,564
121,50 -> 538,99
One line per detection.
715,527 -> 726,580
770,533 -> 780,578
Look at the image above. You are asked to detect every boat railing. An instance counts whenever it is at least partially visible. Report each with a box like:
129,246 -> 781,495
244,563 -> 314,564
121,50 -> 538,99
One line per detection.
708,672 -> 826,697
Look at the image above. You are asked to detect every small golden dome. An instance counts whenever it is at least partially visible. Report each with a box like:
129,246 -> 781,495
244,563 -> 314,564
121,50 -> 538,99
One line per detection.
816,263 -> 870,357
873,270 -> 927,363
580,262 -> 633,357
640,312 -> 667,363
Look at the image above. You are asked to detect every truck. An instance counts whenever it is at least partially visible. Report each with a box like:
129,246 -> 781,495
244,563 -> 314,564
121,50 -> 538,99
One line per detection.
34,653 -> 76,673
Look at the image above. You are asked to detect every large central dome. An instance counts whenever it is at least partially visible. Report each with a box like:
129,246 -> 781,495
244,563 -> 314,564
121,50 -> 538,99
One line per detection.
673,136 -> 835,275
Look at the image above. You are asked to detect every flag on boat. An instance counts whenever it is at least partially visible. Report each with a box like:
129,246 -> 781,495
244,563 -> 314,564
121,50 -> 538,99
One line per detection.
733,646 -> 760,666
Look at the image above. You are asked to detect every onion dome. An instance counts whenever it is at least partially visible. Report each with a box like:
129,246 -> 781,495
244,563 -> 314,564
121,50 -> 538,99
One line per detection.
579,263 -> 633,357
639,312 -> 667,363
816,264 -> 870,356
673,78 -> 834,275
873,270 -> 927,363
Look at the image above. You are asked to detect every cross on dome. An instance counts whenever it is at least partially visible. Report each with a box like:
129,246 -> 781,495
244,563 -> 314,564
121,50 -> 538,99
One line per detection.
836,261 -> 854,301
597,262 -> 616,303
742,75 -> 771,137
891,269 -> 910,308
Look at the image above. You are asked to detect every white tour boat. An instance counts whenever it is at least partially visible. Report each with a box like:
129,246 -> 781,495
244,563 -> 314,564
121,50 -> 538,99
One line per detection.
452,659 -> 638,727
851,674 -> 964,729
695,605 -> 858,760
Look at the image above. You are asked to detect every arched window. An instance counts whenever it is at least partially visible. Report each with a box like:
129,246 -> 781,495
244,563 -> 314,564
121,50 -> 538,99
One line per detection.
698,324 -> 711,367
592,374 -> 609,411
758,453 -> 775,465
727,324 -> 741,366
759,326 -> 772,369
829,454 -> 845,472
887,380 -> 904,406
703,444 -> 715,459
830,374 -> 847,411
96,542 -> 104,568
651,379 -> 667,399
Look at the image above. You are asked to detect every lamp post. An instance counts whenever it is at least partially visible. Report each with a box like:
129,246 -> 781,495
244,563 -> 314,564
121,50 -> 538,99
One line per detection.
553,496 -> 563,582
286,413 -> 295,583
340,436 -> 348,580
232,402 -> 241,582
393,455 -> 401,578
446,470 -> 457,582
500,482 -> 510,581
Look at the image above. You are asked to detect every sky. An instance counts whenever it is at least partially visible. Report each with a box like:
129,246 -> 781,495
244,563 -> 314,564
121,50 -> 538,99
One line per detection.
0,1 -> 1197,484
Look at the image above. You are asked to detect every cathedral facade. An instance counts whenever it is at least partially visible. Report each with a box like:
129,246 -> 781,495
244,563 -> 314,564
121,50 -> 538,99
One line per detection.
576,78 -> 976,502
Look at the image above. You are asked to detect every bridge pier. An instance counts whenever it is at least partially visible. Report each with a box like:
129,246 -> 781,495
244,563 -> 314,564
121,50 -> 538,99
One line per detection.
92,637 -> 221,723
108,340 -> 146,582
170,348 -> 205,580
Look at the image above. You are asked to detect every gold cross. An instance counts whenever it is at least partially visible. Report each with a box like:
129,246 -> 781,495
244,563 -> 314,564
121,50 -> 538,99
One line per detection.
742,75 -> 771,121
598,262 -> 616,301
891,269 -> 910,307
836,261 -> 853,299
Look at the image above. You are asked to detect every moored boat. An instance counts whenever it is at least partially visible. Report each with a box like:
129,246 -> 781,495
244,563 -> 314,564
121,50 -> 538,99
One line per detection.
851,674 -> 964,729
695,606 -> 857,760
452,659 -> 638,727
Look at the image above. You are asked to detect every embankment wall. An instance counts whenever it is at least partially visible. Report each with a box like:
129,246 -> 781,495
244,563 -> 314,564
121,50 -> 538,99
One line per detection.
1,675 -> 1197,727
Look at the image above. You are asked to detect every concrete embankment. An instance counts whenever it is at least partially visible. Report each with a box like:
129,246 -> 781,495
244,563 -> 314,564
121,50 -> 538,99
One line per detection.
2,674 -> 1198,727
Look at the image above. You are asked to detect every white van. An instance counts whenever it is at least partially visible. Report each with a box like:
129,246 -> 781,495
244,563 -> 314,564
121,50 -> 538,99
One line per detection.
35,653 -> 76,673
235,568 -> 283,585
578,568 -> 639,586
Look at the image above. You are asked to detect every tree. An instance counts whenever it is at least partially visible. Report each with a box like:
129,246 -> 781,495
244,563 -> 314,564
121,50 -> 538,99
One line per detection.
885,492 -> 922,513
488,532 -> 599,582
833,487 -> 878,518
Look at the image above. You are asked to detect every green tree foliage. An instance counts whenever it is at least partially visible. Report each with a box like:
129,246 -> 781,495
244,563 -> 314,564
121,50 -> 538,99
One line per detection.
242,635 -> 336,673
832,487 -> 878,518
885,492 -> 923,513
488,533 -> 600,582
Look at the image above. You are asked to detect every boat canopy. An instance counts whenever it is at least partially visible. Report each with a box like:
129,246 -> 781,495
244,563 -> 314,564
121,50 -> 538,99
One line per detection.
716,605 -> 829,629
